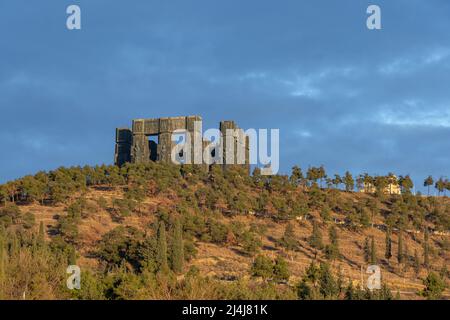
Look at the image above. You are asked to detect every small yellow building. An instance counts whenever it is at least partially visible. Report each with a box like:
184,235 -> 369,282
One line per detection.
360,175 -> 401,195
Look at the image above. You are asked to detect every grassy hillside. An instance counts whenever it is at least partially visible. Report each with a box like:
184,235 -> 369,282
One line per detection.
0,163 -> 449,300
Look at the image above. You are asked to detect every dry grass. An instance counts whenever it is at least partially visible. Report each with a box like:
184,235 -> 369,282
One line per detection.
19,187 -> 450,299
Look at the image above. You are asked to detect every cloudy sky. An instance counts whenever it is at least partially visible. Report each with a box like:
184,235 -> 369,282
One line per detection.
0,0 -> 449,190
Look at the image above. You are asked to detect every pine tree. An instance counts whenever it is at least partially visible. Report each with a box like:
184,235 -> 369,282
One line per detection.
251,255 -> 273,281
273,256 -> 290,282
332,174 -> 342,189
320,205 -> 331,222
304,261 -> 321,287
290,166 -> 304,187
280,223 -> 298,251
319,263 -> 339,299
435,178 -> 446,196
157,221 -> 169,273
370,236 -> 377,265
399,175 -> 414,194
385,230 -> 392,262
421,272 -> 446,300
343,171 -> 355,192
424,176 -> 434,196
344,282 -> 358,300
397,231 -> 403,265
171,218 -> 184,274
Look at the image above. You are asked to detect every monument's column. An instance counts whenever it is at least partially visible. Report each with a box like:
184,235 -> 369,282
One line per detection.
245,135 -> 250,174
186,115 -> 202,165
131,119 -> 150,163
220,121 -> 237,168
158,118 -> 172,163
115,128 -> 132,166
220,120 -> 249,172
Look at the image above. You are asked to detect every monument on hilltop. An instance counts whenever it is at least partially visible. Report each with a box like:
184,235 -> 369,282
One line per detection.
115,116 -> 250,172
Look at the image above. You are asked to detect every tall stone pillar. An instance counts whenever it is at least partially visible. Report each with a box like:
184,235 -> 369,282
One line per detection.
220,120 -> 249,172
220,121 -> 237,167
115,128 -> 132,166
186,115 -> 202,165
245,135 -> 250,174
158,117 -> 172,163
158,132 -> 172,163
131,119 -> 150,163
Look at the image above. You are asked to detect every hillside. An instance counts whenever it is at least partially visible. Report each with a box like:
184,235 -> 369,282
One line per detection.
0,163 -> 449,300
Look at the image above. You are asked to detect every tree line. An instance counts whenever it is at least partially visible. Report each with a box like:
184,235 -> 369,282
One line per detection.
0,162 -> 448,299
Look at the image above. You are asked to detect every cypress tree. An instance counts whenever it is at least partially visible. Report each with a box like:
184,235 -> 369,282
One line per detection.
309,220 -> 323,250
0,234 -> 5,290
385,229 -> 392,262
370,236 -> 377,264
157,221 -> 169,273
325,226 -> 340,261
68,247 -> 77,265
439,262 -> 448,280
337,265 -> 344,295
31,233 -> 38,255
9,232 -> 19,257
363,237 -> 370,263
423,229 -> 430,269
413,249 -> 421,276
171,218 -> 184,274
403,242 -> 410,270
329,226 -> 339,248
38,221 -> 45,246
397,231 -> 403,265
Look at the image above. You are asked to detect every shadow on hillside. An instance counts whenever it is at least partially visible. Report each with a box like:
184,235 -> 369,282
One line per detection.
297,242 -> 318,260
106,208 -> 125,223
340,255 -> 359,269
85,249 -> 99,259
262,244 -> 278,251
267,235 -> 278,244
229,247 -> 253,258
92,186 -> 115,191
47,215 -> 60,236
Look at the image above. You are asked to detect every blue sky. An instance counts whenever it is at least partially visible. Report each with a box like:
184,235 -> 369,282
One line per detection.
0,0 -> 449,191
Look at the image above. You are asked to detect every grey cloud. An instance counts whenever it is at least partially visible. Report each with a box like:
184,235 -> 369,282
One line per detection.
0,0 -> 448,190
